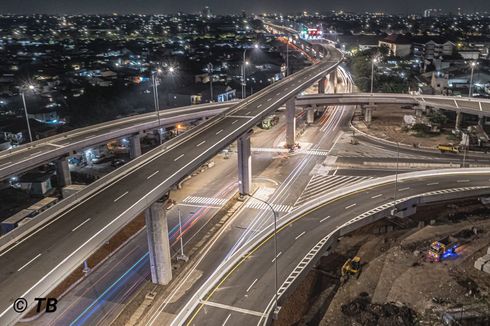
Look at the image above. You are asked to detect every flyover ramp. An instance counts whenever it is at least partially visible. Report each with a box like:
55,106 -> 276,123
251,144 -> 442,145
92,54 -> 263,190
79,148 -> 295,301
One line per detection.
296,93 -> 490,116
0,102 -> 233,180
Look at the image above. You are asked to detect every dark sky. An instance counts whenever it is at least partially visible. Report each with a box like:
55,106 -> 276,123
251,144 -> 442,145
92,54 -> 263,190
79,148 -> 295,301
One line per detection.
0,0 -> 489,15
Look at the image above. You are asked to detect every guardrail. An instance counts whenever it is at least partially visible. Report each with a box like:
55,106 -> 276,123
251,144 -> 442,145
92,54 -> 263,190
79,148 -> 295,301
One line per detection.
174,168 -> 490,325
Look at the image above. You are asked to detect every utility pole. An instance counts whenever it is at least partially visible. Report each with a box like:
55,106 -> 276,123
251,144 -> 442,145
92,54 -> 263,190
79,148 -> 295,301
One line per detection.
177,208 -> 188,262
208,63 -> 214,102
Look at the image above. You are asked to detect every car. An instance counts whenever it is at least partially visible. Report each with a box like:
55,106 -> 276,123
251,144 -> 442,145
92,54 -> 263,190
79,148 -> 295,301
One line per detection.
111,159 -> 126,168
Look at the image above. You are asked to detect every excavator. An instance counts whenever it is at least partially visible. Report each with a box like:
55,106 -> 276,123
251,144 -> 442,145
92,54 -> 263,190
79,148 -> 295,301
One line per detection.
341,256 -> 362,283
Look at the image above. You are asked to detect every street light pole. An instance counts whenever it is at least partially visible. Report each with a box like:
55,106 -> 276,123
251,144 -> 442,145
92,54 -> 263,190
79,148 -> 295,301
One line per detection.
392,141 -> 400,216
370,58 -> 377,94
286,36 -> 289,77
468,62 -> 476,98
208,63 -> 214,102
242,44 -> 259,99
152,70 -> 162,144
20,86 -> 34,143
177,208 -> 188,262
246,194 -> 281,319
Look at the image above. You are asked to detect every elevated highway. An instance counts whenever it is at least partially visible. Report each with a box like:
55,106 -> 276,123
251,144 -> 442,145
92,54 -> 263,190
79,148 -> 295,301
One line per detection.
296,92 -> 490,117
0,45 -> 343,325
0,102 -> 232,181
180,168 -> 490,325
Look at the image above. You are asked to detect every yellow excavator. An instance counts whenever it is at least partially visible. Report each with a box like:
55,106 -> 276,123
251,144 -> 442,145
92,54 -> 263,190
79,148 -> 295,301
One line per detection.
341,256 -> 362,283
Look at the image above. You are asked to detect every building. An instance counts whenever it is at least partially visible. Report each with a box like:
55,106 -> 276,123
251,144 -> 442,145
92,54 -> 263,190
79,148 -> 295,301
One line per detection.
412,37 -> 455,61
430,72 -> 449,94
378,34 -> 412,57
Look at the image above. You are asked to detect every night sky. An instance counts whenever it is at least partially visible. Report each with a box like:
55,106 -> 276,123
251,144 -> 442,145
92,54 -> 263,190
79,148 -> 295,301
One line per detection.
0,0 -> 489,14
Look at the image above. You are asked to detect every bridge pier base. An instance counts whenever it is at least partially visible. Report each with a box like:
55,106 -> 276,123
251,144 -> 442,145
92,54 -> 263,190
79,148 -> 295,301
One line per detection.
129,133 -> 142,159
455,111 -> 462,130
237,131 -> 252,197
145,202 -> 172,285
318,77 -> 326,94
329,70 -> 338,94
286,98 -> 296,148
307,107 -> 315,124
56,157 -> 72,187
364,106 -> 374,123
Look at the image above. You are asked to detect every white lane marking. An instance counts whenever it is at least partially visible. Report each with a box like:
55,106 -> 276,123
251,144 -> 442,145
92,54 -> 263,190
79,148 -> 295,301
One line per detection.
276,92 -> 281,96
200,300 -> 265,317
267,98 -> 272,102
71,218 -> 91,232
319,216 -> 330,223
232,120 -> 238,125
216,129 -> 223,135
457,179 -> 470,183
0,161 -> 12,169
223,314 -> 231,326
332,168 -> 338,176
427,182 -> 439,186
246,279 -> 258,292
114,191 -> 129,202
18,254 -> 42,272
398,187 -> 410,191
197,141 -> 206,147
146,170 -> 159,180
345,203 -> 357,209
271,251 -> 282,262
174,154 -> 184,161
257,104 -> 262,108
295,231 -> 306,240
29,151 -> 42,156
371,194 -> 382,199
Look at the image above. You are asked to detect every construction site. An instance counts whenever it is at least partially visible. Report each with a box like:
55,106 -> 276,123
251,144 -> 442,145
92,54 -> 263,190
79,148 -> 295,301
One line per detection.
276,198 -> 490,326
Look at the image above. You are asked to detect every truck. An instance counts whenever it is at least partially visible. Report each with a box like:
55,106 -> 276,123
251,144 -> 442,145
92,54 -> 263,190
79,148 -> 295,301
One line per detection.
428,236 -> 459,262
436,144 -> 460,154
260,115 -> 279,129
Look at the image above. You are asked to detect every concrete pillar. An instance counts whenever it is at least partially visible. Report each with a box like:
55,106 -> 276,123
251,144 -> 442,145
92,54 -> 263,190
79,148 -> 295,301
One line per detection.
145,202 -> 172,285
286,98 -> 296,148
237,131 -> 252,196
329,70 -> 338,94
318,77 -> 326,94
129,133 -> 142,159
455,111 -> 462,130
364,106 -> 373,123
56,157 -> 71,187
307,108 -> 315,124
478,115 -> 485,127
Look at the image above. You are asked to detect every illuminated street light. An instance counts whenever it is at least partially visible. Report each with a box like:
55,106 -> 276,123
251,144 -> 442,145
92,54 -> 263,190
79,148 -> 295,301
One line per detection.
20,84 -> 36,143
152,67 -> 177,144
468,61 -> 478,98
242,44 -> 259,99
370,57 -> 378,94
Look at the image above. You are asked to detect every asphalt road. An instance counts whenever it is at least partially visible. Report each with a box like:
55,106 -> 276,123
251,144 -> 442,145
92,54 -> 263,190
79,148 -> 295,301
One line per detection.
0,46 -> 343,325
0,102 -> 231,180
187,173 -> 490,326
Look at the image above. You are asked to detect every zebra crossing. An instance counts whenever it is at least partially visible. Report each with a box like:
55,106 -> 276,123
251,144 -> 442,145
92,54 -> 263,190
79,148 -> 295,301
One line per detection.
245,200 -> 293,213
295,175 -> 374,206
181,196 -> 228,207
251,147 -> 329,157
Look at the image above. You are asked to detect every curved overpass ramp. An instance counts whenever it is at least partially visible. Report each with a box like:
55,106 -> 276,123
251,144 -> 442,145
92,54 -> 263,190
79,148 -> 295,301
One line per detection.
0,46 -> 344,325
0,102 -> 233,181
296,93 -> 490,117
179,168 -> 490,325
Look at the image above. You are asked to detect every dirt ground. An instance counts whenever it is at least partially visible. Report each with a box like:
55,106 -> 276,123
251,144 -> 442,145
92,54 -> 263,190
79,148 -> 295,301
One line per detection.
276,201 -> 490,326
353,105 -> 455,149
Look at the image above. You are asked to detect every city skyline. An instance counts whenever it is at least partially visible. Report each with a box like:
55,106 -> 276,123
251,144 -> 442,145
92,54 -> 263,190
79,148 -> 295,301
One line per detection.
0,0 -> 489,15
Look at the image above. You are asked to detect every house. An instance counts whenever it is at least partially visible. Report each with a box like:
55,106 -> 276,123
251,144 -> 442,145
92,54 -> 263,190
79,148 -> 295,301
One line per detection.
378,34 -> 412,57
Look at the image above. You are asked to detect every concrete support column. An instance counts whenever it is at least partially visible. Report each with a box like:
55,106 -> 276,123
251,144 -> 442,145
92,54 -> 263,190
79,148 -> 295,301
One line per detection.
145,202 -> 172,285
329,70 -> 338,94
455,111 -> 462,130
364,106 -> 373,123
129,133 -> 142,159
306,107 -> 315,124
286,98 -> 296,148
318,77 -> 326,94
479,115 -> 485,127
237,131 -> 252,196
56,157 -> 71,187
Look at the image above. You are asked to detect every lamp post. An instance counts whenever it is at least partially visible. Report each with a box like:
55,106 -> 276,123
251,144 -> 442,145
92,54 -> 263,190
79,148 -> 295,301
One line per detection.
242,43 -> 259,99
468,61 -> 477,98
246,194 -> 281,319
20,84 -> 35,143
176,208 -> 188,262
152,67 -> 175,144
285,36 -> 290,77
391,141 -> 400,216
370,58 -> 378,94
208,63 -> 214,102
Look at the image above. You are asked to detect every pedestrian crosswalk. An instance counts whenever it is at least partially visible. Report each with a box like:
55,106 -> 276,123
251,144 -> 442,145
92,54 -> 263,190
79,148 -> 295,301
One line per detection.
251,147 -> 329,156
245,200 -> 293,213
181,196 -> 228,207
295,175 -> 374,206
